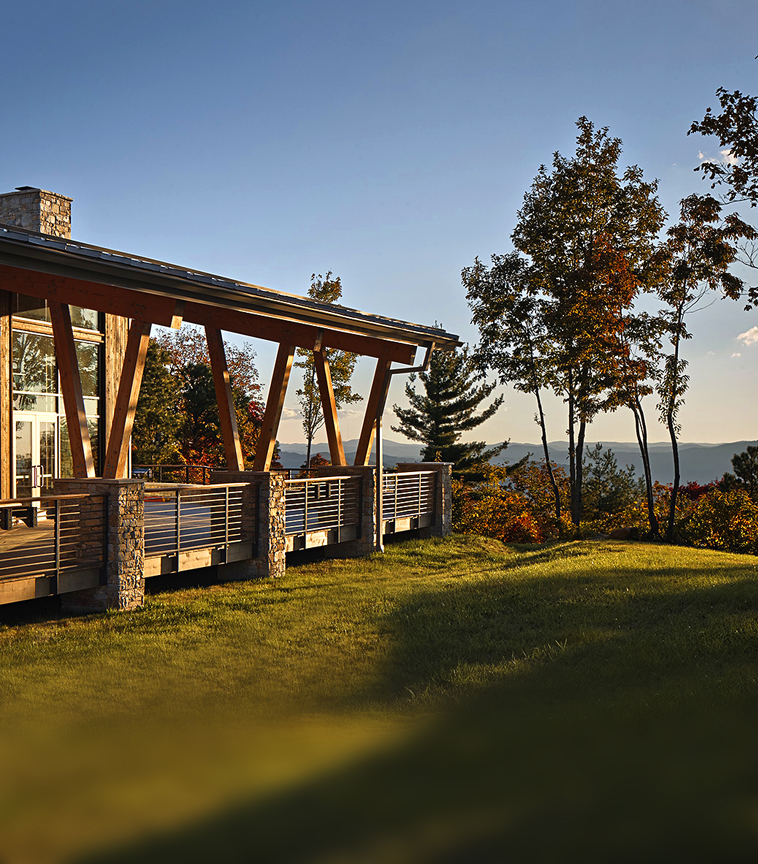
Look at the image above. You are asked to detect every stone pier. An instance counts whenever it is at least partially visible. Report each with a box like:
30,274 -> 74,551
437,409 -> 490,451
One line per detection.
211,471 -> 286,579
54,478 -> 145,611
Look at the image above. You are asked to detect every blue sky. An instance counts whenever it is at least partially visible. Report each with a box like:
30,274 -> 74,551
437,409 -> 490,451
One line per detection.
3,0 -> 758,445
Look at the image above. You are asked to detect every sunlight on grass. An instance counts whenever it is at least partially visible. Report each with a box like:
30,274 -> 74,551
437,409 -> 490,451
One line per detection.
2,535 -> 758,861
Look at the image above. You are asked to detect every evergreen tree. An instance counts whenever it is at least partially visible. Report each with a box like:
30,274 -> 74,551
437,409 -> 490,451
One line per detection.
391,346 -> 504,476
729,445 -> 758,501
582,443 -> 644,523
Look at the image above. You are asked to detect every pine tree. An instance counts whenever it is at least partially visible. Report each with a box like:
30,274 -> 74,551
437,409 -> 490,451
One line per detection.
391,346 -> 504,476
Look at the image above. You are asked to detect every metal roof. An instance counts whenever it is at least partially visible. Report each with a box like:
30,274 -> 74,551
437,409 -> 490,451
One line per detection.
0,223 -> 461,351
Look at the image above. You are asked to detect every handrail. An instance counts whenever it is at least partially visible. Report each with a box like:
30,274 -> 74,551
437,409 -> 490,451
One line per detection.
284,475 -> 358,485
0,493 -> 103,506
145,482 -> 251,493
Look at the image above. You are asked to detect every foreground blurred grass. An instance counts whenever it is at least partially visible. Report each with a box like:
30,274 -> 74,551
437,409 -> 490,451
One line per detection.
3,536 -> 758,861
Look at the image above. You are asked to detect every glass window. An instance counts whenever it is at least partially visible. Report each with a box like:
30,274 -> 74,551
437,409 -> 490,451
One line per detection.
75,340 -> 99,397
11,295 -> 50,322
12,332 -> 57,394
59,418 -> 99,477
12,298 -> 100,331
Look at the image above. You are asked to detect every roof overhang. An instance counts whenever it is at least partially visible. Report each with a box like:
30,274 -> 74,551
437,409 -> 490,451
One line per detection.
0,225 -> 461,363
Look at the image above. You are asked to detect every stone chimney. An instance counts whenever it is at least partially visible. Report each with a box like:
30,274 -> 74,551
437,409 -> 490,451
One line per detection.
0,186 -> 72,239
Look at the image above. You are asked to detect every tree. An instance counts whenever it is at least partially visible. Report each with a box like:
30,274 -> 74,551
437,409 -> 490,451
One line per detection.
132,340 -> 182,466
657,194 -> 752,540
293,273 -> 362,469
581,443 -> 644,524
464,251 -> 564,526
690,87 -> 758,303
690,88 -> 758,209
483,117 -> 665,527
134,326 -> 265,469
726,445 -> 758,501
391,345 -> 504,477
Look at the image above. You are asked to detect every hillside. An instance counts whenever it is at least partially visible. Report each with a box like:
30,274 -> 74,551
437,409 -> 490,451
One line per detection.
494,439 -> 758,485
278,435 -> 756,483
3,537 -> 758,861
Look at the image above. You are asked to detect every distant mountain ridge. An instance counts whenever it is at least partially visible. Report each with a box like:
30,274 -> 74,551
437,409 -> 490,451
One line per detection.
494,440 -> 758,485
278,436 -> 757,484
277,437 -> 422,470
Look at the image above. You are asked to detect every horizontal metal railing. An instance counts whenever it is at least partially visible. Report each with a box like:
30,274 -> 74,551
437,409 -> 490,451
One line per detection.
144,483 -> 252,558
382,471 -> 436,521
134,464 -> 216,484
0,494 -> 107,579
284,476 -> 361,536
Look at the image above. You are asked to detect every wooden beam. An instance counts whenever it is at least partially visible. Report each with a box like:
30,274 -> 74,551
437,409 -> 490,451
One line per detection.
0,291 -> 11,498
183,301 -> 415,364
205,326 -> 244,472
0,264 -> 179,327
49,302 -> 95,478
0,263 -> 418,363
170,300 -> 185,329
354,358 -> 393,466
253,343 -> 295,472
102,320 -> 152,479
313,349 -> 346,466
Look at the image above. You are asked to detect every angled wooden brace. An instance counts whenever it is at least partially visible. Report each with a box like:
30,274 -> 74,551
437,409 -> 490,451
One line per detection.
49,301 -> 95,478
205,326 -> 244,472
354,357 -> 393,466
102,319 -> 152,479
313,348 -> 346,466
253,343 -> 296,471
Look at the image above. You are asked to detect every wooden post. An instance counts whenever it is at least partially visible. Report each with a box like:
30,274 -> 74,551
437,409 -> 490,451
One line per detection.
205,326 -> 244,472
253,343 -> 295,472
354,358 -> 392,466
49,301 -> 95,478
313,348 -> 346,466
102,319 -> 152,479
0,290 -> 11,498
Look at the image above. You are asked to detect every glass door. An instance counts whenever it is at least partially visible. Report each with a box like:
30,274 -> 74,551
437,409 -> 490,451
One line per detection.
14,413 -> 57,498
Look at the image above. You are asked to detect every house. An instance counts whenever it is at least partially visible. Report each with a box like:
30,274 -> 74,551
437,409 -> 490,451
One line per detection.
0,187 -> 460,611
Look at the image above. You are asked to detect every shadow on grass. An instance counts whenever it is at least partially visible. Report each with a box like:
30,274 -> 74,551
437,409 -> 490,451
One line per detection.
80,544 -> 758,863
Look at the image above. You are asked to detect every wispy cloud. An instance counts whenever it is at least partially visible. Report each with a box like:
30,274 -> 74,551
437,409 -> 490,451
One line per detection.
698,149 -> 739,166
732,352 -> 742,358
737,326 -> 758,346
721,149 -> 738,166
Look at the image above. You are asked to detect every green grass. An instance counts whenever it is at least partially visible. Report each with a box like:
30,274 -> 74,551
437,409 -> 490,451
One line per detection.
3,536 -> 758,862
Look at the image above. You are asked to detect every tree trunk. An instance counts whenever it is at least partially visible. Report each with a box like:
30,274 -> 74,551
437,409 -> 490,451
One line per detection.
666,410 -> 680,542
305,435 -> 313,476
567,374 -> 578,527
665,324 -> 683,543
632,396 -> 659,537
534,386 -> 562,532
572,419 -> 587,526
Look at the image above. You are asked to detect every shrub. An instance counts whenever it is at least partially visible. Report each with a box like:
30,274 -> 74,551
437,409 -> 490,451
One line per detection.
678,488 -> 758,554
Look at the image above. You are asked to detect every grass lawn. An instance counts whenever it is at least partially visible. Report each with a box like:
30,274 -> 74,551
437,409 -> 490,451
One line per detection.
3,535 -> 758,862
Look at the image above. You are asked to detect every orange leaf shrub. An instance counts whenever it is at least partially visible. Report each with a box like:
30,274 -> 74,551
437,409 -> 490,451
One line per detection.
678,488 -> 758,554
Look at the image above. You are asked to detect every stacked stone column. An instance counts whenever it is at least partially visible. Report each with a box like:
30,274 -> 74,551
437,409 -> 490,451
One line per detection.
54,478 -> 145,611
210,471 -> 286,579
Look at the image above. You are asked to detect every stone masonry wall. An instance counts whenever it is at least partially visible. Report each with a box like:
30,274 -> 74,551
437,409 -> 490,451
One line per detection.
0,188 -> 72,238
211,471 -> 286,579
54,478 -> 145,612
